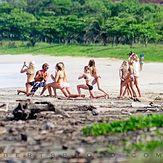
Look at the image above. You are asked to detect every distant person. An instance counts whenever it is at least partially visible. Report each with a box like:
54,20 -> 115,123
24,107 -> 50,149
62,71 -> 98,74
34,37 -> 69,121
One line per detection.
120,58 -> 137,98
139,54 -> 144,71
118,60 -> 132,98
17,61 -> 35,95
77,66 -> 107,98
28,63 -> 49,95
88,59 -> 109,98
133,54 -> 142,97
128,59 -> 137,98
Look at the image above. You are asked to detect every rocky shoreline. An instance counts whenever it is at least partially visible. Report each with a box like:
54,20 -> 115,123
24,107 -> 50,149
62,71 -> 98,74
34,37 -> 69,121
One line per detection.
0,88 -> 163,162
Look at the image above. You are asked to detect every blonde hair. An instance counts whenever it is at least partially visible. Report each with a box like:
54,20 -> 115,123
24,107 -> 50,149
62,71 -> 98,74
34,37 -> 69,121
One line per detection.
58,62 -> 68,81
134,54 -> 139,62
121,60 -> 128,69
28,61 -> 35,74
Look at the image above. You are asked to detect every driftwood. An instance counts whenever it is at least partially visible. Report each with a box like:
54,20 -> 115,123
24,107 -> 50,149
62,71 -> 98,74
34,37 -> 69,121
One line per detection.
77,105 -> 99,116
13,100 -> 70,120
0,104 -> 6,108
0,103 -> 8,112
77,105 -> 97,111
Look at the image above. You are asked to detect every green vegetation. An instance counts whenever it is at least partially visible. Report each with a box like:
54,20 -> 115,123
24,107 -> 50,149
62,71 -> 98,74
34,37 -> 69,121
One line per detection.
131,140 -> 163,152
82,114 -> 163,136
106,140 -> 163,153
0,42 -> 163,62
0,0 -> 162,48
113,139 -> 163,153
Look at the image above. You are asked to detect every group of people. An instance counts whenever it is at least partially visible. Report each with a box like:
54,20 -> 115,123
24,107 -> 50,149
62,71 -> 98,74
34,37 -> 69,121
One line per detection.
17,62 -> 48,96
17,53 -> 144,99
17,59 -> 109,99
119,52 -> 144,99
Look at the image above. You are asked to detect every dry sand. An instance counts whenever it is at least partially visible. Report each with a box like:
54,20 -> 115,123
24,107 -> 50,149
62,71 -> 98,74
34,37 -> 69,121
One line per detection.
0,55 -> 163,162
0,54 -> 163,94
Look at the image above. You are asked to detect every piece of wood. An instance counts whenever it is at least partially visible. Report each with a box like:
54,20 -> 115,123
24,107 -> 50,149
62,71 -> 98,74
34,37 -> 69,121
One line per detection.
12,101 -> 70,120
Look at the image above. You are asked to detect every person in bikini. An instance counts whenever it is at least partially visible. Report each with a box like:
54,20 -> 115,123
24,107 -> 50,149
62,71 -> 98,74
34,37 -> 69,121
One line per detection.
127,59 -> 137,98
119,58 -> 138,99
40,62 -> 63,96
77,66 -> 107,98
28,63 -> 49,95
17,61 -> 35,95
55,62 -> 71,96
119,60 -> 132,98
41,62 -> 84,98
88,59 -> 109,98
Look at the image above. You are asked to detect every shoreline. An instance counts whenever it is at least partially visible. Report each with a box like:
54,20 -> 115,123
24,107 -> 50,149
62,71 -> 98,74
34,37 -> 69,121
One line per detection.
0,55 -> 163,162
0,55 -> 163,93
0,87 -> 162,162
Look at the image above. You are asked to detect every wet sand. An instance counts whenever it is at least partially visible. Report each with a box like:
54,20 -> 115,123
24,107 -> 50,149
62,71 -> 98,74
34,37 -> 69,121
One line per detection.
0,55 -> 163,162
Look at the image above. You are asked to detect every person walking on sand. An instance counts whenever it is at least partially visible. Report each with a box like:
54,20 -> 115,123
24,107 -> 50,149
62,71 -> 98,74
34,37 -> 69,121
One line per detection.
17,61 -> 35,95
77,66 -> 107,99
88,59 -> 109,98
28,63 -> 49,96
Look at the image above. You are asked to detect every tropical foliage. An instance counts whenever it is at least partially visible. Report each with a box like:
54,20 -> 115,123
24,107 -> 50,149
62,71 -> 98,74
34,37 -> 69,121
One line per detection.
82,114 -> 163,136
0,0 -> 162,47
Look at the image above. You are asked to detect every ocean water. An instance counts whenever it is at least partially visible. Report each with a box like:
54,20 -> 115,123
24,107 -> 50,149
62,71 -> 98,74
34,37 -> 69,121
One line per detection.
0,63 -> 40,88
0,63 -> 79,89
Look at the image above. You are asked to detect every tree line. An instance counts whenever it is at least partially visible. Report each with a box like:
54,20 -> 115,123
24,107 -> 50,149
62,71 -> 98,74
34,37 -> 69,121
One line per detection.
0,0 -> 162,47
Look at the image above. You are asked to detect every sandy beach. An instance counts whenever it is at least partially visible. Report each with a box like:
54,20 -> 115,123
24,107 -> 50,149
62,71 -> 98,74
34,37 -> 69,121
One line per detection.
0,54 -> 163,93
0,55 -> 163,162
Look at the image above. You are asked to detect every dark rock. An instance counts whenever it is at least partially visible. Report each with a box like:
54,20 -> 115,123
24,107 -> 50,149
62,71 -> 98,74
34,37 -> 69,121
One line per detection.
8,128 -> 16,133
6,160 -> 15,163
91,110 -> 99,116
155,96 -> 162,100
78,105 -> 97,111
136,108 -> 147,112
63,128 -> 75,134
62,144 -> 68,150
0,122 -> 5,127
133,98 -> 141,102
21,134 -> 28,141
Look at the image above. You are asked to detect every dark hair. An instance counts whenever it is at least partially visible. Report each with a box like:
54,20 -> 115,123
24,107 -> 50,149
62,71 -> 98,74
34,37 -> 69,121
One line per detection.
88,59 -> 95,67
140,54 -> 144,57
42,63 -> 49,69
84,66 -> 89,72
56,63 -> 62,71
128,52 -> 132,56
